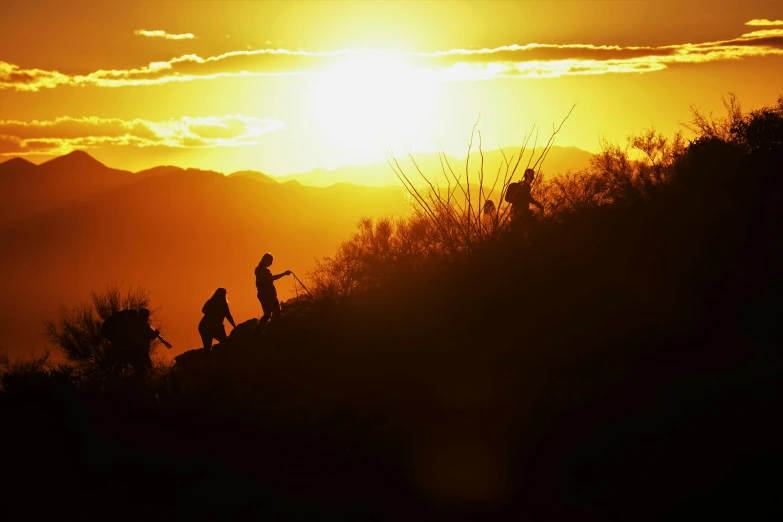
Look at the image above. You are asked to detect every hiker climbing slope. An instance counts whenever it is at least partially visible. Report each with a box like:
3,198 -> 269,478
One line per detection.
254,252 -> 291,329
505,168 -> 544,230
100,308 -> 162,377
198,287 -> 236,352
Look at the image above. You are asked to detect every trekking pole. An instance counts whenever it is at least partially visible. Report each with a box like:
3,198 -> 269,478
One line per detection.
289,271 -> 313,297
157,333 -> 173,349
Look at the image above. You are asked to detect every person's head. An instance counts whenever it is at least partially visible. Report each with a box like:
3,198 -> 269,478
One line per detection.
523,168 -> 536,182
212,287 -> 227,300
138,308 -> 150,321
260,253 -> 274,267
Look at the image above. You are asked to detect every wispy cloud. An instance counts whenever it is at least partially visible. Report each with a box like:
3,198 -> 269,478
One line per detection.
2,23 -> 781,91
0,115 -> 285,155
745,19 -> 783,26
134,29 -> 196,40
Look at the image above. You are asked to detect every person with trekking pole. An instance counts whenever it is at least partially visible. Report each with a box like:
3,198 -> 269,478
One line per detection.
100,308 -> 168,378
254,252 -> 291,330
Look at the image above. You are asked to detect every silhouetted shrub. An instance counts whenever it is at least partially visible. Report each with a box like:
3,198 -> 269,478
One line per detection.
0,349 -> 75,395
309,111 -> 694,298
42,284 -> 164,383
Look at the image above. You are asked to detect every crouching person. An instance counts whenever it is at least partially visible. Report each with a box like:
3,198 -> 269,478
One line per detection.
101,308 -> 159,378
198,287 -> 236,352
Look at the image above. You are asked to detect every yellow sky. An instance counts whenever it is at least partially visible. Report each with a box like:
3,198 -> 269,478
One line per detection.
1,0 -> 781,177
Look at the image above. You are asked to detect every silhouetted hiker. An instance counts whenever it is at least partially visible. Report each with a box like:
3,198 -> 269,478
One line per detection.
199,287 -> 237,352
483,199 -> 496,217
254,253 -> 291,330
100,308 -> 159,377
482,199 -> 497,230
505,168 -> 544,229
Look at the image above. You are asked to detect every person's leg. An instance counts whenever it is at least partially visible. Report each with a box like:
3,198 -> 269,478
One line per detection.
114,346 -> 129,377
201,332 -> 213,352
257,312 -> 271,328
521,212 -> 536,243
256,293 -> 270,329
130,346 -> 150,378
142,349 -> 152,374
266,298 -> 282,326
214,325 -> 228,346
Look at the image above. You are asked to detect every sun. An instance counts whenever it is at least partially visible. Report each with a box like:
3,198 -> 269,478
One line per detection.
313,53 -> 436,162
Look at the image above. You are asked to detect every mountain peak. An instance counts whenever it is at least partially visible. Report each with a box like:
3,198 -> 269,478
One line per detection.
0,157 -> 37,177
0,156 -> 35,166
0,157 -> 36,167
40,149 -> 107,171
229,170 -> 278,184
135,165 -> 184,179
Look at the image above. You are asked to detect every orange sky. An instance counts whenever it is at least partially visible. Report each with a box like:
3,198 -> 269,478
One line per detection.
1,0 -> 781,179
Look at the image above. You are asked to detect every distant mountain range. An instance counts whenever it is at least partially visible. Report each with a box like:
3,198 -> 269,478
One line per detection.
0,145 -> 592,224
0,151 -> 135,224
0,152 -> 291,225
277,146 -> 594,188
0,146 -> 593,358
0,151 -> 410,358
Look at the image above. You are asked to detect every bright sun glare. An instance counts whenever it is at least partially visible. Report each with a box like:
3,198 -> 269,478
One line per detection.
314,54 -> 436,161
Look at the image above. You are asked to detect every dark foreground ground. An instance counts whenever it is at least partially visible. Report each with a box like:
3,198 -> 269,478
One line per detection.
3,106 -> 783,520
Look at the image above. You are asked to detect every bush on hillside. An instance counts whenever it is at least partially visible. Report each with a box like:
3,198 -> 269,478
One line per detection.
0,349 -> 75,396
43,284 -> 165,383
309,102 -> 719,298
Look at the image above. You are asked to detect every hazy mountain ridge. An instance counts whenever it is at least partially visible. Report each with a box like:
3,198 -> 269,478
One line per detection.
277,146 -> 594,187
0,146 -> 590,357
0,151 -> 135,224
0,155 -> 411,357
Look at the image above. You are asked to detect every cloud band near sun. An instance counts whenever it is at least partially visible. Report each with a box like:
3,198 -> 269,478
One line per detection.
1,23 -> 781,91
134,29 -> 196,40
745,19 -> 783,26
0,115 -> 285,156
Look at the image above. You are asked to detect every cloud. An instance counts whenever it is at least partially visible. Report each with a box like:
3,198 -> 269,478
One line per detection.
134,29 -> 196,40
2,24 -> 782,91
0,61 -> 71,92
0,115 -> 285,156
745,19 -> 783,26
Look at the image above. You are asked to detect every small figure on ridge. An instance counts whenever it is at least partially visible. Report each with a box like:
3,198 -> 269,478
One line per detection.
505,168 -> 544,230
254,253 -> 291,330
198,287 -> 236,352
101,308 -> 164,377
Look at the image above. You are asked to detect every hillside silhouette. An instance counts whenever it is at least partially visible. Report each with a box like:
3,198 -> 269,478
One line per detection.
1,95 -> 781,520
0,159 -> 411,357
0,145 -> 588,358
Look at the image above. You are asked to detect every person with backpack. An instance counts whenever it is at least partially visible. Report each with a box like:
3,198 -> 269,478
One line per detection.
254,253 -> 291,330
505,168 -> 544,229
100,308 -> 160,377
198,287 -> 237,352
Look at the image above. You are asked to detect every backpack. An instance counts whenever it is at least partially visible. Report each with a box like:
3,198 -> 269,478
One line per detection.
100,309 -> 141,345
202,297 -> 223,317
505,182 -> 521,204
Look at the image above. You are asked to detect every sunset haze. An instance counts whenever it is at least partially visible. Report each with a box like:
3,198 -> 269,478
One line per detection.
1,0 -> 781,175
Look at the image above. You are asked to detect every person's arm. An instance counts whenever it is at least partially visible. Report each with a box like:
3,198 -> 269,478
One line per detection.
147,324 -> 160,339
224,302 -> 236,329
272,270 -> 292,280
530,196 -> 544,212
